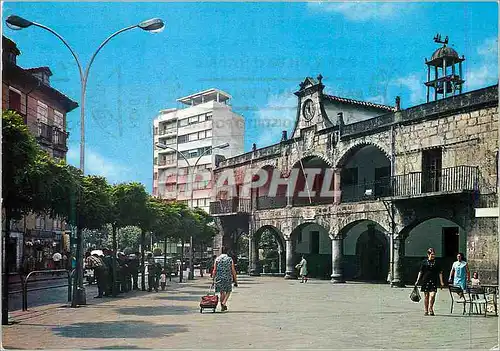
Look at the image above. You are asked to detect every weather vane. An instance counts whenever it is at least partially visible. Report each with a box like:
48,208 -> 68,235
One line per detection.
433,33 -> 449,45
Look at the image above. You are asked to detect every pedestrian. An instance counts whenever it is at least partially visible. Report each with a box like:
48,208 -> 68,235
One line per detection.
52,251 -> 62,272
448,252 -> 470,298
295,255 -> 308,283
130,252 -> 140,290
212,246 -> 238,312
84,251 -> 108,298
147,253 -> 158,292
160,269 -> 167,291
415,248 -> 445,316
471,271 -> 481,287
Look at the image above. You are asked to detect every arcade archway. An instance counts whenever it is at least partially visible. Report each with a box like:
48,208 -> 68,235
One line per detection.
290,222 -> 331,278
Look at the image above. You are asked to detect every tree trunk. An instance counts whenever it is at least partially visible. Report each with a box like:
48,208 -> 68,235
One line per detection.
163,239 -> 167,271
179,239 -> 184,283
112,225 -> 118,297
140,229 -> 146,291
200,242 -> 204,277
2,211 -> 12,325
71,226 -> 83,307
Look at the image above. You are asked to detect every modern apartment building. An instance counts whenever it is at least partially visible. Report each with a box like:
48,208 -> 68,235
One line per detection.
2,36 -> 78,272
152,89 -> 244,214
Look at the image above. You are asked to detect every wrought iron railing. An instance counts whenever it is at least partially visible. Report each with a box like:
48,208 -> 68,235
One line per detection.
52,128 -> 68,149
392,166 -> 479,197
37,121 -> 52,142
210,198 -> 251,215
341,178 -> 392,203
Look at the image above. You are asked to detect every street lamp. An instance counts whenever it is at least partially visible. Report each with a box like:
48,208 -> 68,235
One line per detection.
155,141 -> 229,280
6,15 -> 165,307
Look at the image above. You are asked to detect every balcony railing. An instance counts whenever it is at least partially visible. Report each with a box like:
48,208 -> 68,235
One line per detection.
37,121 -> 52,142
392,166 -> 479,197
210,198 -> 251,215
52,128 -> 68,149
341,179 -> 392,203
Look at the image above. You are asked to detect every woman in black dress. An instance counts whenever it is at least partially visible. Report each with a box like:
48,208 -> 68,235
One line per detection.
415,248 -> 445,316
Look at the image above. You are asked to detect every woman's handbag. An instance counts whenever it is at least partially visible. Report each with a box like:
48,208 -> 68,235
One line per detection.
410,285 -> 421,303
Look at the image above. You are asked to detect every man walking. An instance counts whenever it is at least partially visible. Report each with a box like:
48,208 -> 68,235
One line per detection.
85,251 -> 108,298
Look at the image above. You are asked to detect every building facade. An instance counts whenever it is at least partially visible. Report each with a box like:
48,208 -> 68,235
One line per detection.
2,36 -> 78,272
210,40 -> 498,285
152,88 -> 244,214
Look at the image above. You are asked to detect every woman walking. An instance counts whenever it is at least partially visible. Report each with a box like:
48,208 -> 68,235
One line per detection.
296,255 -> 308,283
212,247 -> 238,312
448,252 -> 470,296
415,248 -> 444,316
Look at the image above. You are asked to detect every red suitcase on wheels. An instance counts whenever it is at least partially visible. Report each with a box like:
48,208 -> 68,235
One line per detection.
200,284 -> 218,313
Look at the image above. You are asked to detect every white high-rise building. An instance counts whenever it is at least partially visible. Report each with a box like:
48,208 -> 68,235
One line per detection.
152,89 -> 244,213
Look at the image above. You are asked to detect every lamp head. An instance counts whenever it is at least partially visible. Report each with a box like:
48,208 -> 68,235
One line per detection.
138,18 -> 165,33
6,15 -> 33,30
214,142 -> 230,149
155,142 -> 167,149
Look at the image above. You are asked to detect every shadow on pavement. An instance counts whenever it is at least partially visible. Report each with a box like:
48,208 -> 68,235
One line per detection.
52,321 -> 188,338
225,310 -> 278,314
118,306 -> 196,316
155,295 -> 201,301
89,346 -> 152,349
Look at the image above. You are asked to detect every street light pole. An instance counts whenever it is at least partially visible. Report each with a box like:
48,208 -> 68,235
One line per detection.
6,15 -> 165,307
155,142 -> 229,280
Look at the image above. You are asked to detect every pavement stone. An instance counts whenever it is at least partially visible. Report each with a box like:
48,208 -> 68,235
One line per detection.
2,276 -> 499,349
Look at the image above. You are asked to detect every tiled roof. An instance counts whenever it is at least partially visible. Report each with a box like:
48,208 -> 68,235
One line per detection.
324,94 -> 396,112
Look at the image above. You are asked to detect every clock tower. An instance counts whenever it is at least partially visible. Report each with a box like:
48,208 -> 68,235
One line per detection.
291,74 -> 332,139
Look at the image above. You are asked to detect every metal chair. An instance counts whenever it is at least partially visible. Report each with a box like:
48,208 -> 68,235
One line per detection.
467,287 -> 488,317
449,285 -> 468,314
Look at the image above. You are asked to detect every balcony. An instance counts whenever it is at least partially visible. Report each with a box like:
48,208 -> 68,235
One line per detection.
391,166 -> 479,199
159,128 -> 177,136
36,121 -> 52,144
52,128 -> 68,150
210,198 -> 251,215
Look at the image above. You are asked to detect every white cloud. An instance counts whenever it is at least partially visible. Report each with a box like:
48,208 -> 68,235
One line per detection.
390,73 -> 426,105
308,2 -> 412,22
66,147 -> 131,184
466,37 -> 498,90
251,91 -> 297,148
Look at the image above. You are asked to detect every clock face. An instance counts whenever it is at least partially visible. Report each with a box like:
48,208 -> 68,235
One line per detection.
303,99 -> 316,121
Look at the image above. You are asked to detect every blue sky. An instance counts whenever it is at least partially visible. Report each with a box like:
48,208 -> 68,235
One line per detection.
3,2 -> 498,192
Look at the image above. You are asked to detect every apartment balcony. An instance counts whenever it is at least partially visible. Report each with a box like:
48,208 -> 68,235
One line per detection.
36,121 -> 53,144
157,159 -> 177,168
52,128 -> 68,151
159,128 -> 177,137
210,198 -> 251,216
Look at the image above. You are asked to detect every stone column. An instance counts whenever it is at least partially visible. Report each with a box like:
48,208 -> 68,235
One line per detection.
333,168 -> 341,204
284,238 -> 296,279
330,236 -> 345,283
249,233 -> 260,276
391,235 -> 405,287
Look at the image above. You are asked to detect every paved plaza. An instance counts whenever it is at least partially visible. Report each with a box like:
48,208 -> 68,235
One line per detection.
2,276 -> 498,349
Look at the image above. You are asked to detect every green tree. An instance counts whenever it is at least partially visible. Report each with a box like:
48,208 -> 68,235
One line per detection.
2,111 -> 41,325
69,175 -> 111,306
108,182 -> 149,295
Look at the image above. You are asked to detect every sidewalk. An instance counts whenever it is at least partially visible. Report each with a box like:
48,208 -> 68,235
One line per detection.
2,276 -> 498,349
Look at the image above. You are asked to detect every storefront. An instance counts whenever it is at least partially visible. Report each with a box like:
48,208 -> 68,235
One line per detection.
24,229 -> 64,270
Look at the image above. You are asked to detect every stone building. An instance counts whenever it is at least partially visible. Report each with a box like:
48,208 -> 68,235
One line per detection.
2,36 -> 78,272
210,39 -> 498,285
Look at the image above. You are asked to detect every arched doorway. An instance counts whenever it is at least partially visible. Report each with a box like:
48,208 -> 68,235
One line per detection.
290,222 -> 331,279
342,220 -> 389,282
291,156 -> 334,206
401,217 -> 466,284
253,226 -> 285,274
337,144 -> 390,203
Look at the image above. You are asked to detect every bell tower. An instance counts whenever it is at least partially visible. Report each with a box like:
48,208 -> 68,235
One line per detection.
425,34 -> 465,102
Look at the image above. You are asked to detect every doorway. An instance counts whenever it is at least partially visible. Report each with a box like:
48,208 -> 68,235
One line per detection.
422,148 -> 442,192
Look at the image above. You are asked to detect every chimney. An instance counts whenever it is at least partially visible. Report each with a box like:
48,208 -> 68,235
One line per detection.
281,130 -> 288,142
252,143 -> 257,153
337,112 -> 345,126
395,96 -> 401,111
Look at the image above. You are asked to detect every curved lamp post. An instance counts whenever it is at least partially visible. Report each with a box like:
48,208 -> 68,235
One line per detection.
155,142 -> 229,280
5,15 -> 165,307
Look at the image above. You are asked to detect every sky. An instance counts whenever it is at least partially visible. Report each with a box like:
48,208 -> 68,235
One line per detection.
2,2 -> 498,192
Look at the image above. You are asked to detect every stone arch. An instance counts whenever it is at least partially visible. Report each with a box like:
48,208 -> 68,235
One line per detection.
254,224 -> 285,250
333,209 -> 391,239
338,219 -> 391,282
290,220 -> 332,279
334,140 -> 391,169
288,152 -> 334,173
